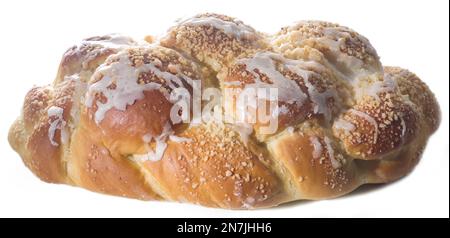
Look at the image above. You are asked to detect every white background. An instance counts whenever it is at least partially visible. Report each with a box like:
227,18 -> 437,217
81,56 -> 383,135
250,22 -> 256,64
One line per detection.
0,0 -> 448,217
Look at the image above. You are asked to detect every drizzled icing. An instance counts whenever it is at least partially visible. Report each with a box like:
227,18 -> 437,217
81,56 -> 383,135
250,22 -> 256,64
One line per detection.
84,34 -> 137,51
271,104 -> 289,117
64,74 -> 80,82
78,34 -> 137,70
238,52 -> 307,105
286,126 -> 294,134
349,109 -> 379,144
354,74 -> 397,101
284,61 -> 337,122
322,26 -> 377,58
177,16 -> 258,41
169,135 -> 192,143
319,28 -> 376,76
64,74 -> 86,128
400,116 -> 407,139
237,52 -> 337,122
275,21 -> 381,81
334,118 -> 356,134
309,136 -> 323,159
85,48 -> 193,124
133,123 -> 173,162
84,47 -> 196,161
229,123 -> 254,145
133,124 -> 192,162
47,106 -> 67,146
324,136 -> 341,169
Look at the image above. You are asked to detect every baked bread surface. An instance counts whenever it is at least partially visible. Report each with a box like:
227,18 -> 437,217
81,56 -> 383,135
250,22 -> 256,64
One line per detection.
8,13 -> 440,209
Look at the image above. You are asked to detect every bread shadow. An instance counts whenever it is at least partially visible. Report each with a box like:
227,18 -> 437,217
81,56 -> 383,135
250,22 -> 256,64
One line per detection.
338,175 -> 407,199
272,180 -> 400,210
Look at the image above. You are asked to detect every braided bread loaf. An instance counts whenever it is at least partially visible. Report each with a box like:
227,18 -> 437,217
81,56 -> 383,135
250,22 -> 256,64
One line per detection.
8,13 -> 440,209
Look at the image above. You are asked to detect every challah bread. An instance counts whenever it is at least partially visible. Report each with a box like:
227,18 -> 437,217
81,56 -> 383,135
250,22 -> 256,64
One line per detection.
8,13 -> 440,209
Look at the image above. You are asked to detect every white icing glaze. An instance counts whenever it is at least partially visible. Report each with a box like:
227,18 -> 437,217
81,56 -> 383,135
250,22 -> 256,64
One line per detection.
64,74 -> 80,81
84,34 -> 136,49
85,48 -> 193,124
65,74 -> 87,128
321,26 -> 378,76
245,197 -> 255,204
85,47 -> 196,162
334,118 -> 356,134
355,74 -> 397,101
305,80 -> 335,121
230,123 -> 253,145
239,52 -> 337,122
169,135 -> 192,143
85,54 -> 160,123
47,106 -> 67,146
324,136 -> 341,169
178,16 -> 257,41
281,21 -> 380,78
286,63 -> 336,122
80,34 -> 138,70
323,26 -> 377,56
133,123 -> 174,162
152,139 -> 168,161
142,133 -> 153,143
238,52 -> 308,106
286,126 -> 294,134
349,109 -> 378,143
400,116 -> 406,139
271,104 -> 289,117
242,196 -> 257,209
309,136 -> 323,159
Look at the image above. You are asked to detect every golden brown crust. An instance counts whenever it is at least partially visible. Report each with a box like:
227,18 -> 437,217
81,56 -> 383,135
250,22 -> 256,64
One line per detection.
272,20 -> 383,77
141,123 -> 287,208
160,13 -> 270,72
8,15 -> 440,209
9,79 -> 76,183
268,124 -> 360,199
85,46 -> 204,157
68,115 -> 161,199
333,92 -> 418,160
219,52 -> 352,140
384,66 -> 440,132
56,34 -> 136,83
